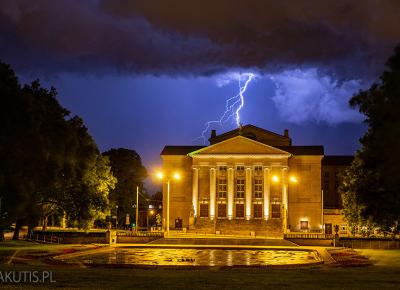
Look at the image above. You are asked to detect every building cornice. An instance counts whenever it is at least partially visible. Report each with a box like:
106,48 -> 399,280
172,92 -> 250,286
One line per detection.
191,154 -> 290,159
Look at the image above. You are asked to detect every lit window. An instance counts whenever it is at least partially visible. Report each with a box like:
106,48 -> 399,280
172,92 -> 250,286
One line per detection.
271,203 -> 281,218
236,178 -> 245,198
235,204 -> 244,218
219,166 -> 227,176
254,178 -> 263,198
200,204 -> 208,218
253,204 -> 262,218
218,204 -> 226,218
300,220 -> 309,230
236,166 -> 245,176
218,178 -> 227,198
254,166 -> 263,176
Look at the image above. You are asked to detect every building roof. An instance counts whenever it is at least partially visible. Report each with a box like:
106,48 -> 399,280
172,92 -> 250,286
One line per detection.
277,146 -> 324,155
209,124 -> 291,146
160,125 -> 325,156
161,144 -> 324,156
322,155 -> 354,166
161,145 -> 205,155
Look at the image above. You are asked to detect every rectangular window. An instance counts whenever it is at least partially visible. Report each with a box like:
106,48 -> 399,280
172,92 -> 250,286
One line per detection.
254,178 -> 263,198
271,203 -> 281,219
325,223 -> 332,234
300,220 -> 309,230
219,166 -> 227,176
323,171 -> 330,193
334,172 -> 339,189
218,204 -> 226,218
218,178 -> 227,198
236,166 -> 245,176
235,204 -> 244,218
200,204 -> 208,218
235,178 -> 245,198
254,166 -> 263,176
253,204 -> 262,218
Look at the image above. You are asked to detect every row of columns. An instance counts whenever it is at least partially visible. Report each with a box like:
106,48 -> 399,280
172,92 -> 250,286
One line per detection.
192,166 -> 288,224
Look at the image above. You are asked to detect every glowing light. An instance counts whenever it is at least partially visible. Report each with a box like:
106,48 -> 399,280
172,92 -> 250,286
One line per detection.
198,72 -> 256,144
271,175 -> 279,183
173,172 -> 181,180
289,176 -> 298,183
149,210 -> 155,215
156,171 -> 164,180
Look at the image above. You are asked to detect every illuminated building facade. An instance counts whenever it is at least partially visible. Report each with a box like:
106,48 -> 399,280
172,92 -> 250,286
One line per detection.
161,125 -> 350,237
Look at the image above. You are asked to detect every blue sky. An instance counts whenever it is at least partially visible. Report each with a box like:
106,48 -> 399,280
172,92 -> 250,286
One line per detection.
22,71 -> 366,193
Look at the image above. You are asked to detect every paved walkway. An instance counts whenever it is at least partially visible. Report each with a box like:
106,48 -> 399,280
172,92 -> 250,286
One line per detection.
149,237 -> 297,246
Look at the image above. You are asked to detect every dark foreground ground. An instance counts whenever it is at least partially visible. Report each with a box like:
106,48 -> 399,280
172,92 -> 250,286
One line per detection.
0,241 -> 399,289
1,264 -> 400,289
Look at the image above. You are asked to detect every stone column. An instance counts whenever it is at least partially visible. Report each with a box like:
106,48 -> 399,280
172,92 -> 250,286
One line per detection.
263,168 -> 270,220
192,167 -> 199,217
227,167 -> 234,220
282,167 -> 288,208
245,167 -> 252,220
282,167 -> 288,232
209,167 -> 216,220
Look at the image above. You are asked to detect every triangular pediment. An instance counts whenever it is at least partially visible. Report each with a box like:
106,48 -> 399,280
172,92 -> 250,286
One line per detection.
189,136 -> 291,156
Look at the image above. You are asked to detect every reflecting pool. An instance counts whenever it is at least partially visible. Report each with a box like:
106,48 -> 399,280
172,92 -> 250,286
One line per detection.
59,248 -> 321,266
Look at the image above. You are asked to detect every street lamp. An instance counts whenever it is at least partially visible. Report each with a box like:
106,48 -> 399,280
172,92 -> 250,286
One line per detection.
271,175 -> 280,183
156,171 -> 181,236
147,209 -> 155,231
289,176 -> 298,183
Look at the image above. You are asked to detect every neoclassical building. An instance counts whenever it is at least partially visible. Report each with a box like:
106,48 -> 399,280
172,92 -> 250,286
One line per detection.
161,125 -> 351,237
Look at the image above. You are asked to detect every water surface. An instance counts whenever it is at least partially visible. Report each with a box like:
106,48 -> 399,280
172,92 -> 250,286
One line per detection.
61,248 -> 320,266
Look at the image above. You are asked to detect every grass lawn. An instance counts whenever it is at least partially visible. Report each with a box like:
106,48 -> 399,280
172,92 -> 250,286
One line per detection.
0,241 -> 400,289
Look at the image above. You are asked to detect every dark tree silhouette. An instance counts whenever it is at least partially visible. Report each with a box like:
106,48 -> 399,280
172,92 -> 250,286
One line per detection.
341,45 -> 400,233
0,62 -> 116,239
103,148 -> 147,228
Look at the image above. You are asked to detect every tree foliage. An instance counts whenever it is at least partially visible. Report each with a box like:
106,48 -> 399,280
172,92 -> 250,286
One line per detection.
341,45 -> 400,231
102,148 -> 147,226
0,62 -> 116,237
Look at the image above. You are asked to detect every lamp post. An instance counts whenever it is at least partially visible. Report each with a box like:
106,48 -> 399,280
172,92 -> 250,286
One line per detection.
135,185 -> 139,232
147,209 -> 155,231
115,205 -> 119,229
156,171 -> 181,236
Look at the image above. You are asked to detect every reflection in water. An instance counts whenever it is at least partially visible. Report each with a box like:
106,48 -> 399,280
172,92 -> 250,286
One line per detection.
65,248 -> 319,266
227,250 -> 233,267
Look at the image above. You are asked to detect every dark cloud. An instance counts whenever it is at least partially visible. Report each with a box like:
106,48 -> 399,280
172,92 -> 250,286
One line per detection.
1,0 -> 400,79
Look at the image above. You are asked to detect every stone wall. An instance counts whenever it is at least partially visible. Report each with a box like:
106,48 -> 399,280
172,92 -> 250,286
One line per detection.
161,155 -> 193,230
190,218 -> 283,238
288,156 -> 323,232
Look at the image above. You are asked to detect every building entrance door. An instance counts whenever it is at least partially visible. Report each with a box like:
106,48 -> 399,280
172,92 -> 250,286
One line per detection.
325,223 -> 332,234
175,218 -> 183,229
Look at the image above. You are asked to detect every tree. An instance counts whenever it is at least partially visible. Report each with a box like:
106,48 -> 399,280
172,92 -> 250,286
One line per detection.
341,45 -> 400,232
0,62 -> 116,238
102,148 -> 147,227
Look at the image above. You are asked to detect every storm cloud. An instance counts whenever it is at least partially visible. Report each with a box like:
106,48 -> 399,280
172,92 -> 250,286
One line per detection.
1,0 -> 399,79
269,68 -> 364,124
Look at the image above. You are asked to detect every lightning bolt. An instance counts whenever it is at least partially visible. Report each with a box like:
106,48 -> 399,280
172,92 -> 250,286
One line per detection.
197,73 -> 256,144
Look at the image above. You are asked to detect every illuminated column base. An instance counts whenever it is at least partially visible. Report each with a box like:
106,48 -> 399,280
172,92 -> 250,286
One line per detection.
282,167 -> 288,233
227,167 -> 234,220
209,167 -> 216,220
245,167 -> 252,220
192,167 -> 199,218
263,168 -> 270,220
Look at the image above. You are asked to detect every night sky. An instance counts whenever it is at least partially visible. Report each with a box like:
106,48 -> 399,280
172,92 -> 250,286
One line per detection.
1,1 -> 400,193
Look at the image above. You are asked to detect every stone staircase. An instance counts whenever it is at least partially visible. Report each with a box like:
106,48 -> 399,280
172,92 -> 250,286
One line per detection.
189,218 -> 283,238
